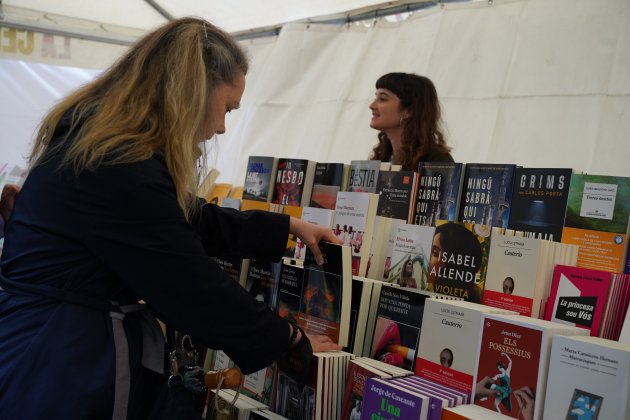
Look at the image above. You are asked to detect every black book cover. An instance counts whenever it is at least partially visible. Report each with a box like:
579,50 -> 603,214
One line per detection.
507,167 -> 572,242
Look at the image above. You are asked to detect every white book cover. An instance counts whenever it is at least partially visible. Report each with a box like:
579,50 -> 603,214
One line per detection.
387,223 -> 435,290
415,299 -> 517,396
294,206 -> 334,260
483,232 -> 543,316
333,191 -> 378,276
544,335 -> 630,419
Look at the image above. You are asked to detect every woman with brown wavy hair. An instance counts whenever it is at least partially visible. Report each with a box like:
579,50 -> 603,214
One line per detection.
0,18 -> 339,419
368,72 -> 453,170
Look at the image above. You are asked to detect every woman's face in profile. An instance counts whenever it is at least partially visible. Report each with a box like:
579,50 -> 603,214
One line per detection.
369,88 -> 404,131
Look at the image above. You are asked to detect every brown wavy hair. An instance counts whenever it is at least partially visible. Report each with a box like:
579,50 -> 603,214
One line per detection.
369,73 -> 451,170
29,17 -> 248,219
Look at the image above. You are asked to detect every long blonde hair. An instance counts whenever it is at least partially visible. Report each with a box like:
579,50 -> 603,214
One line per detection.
30,17 -> 248,218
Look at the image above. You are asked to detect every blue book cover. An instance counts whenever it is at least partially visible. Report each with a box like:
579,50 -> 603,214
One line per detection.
457,163 -> 516,229
413,162 -> 464,226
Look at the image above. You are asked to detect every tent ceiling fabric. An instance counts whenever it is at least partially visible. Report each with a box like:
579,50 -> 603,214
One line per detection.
5,0 -> 411,34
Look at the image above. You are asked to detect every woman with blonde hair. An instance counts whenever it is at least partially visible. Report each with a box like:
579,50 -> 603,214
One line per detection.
369,72 -> 453,170
0,18 -> 339,419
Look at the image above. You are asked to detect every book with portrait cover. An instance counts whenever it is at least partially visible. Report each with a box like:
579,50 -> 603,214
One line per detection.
426,221 -> 492,304
458,163 -> 516,229
375,170 -> 418,221
507,167 -> 572,242
415,299 -> 517,396
333,191 -> 379,277
544,265 -> 613,337
362,377 -> 429,420
412,162 -> 465,227
346,160 -> 380,193
473,314 -> 588,420
242,156 -> 278,202
271,158 -> 316,207
561,173 -> 630,273
386,223 -> 435,291
483,232 -> 548,317
543,335 -> 630,419
276,242 -> 352,346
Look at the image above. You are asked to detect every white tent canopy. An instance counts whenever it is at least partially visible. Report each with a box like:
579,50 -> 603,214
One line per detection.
1,0 -> 629,185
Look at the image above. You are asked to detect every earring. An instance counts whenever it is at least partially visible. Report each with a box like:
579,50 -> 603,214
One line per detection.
399,116 -> 404,126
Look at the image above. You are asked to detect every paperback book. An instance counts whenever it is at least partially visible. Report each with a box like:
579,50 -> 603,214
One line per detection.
544,265 -> 613,336
386,223 -> 435,290
333,191 -> 379,276
375,170 -> 418,221
561,173 -> 630,273
507,167 -> 572,242
426,221 -> 491,303
543,335 -> 630,419
346,160 -> 380,193
276,242 -> 352,346
243,156 -> 278,202
458,163 -> 516,229
473,314 -> 588,419
412,162 -> 465,226
415,299 -> 517,396
368,285 -> 433,371
271,158 -> 316,207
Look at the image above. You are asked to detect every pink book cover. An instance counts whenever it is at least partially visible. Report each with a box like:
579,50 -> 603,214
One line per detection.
544,264 -> 612,336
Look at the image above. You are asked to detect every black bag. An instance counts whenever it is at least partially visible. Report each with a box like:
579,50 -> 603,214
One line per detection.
149,330 -> 208,420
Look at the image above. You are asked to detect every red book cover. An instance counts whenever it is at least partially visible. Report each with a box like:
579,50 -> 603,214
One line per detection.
544,265 -> 612,336
474,317 -> 543,418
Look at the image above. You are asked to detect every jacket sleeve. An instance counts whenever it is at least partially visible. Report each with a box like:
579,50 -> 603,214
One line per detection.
81,160 -> 290,374
194,203 -> 289,260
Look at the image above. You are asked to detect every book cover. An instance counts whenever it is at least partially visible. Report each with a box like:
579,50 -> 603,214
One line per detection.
386,223 -> 435,290
241,363 -> 277,406
244,259 -> 282,311
483,232 -> 544,316
474,314 -> 587,420
544,265 -> 612,337
458,163 -> 516,229
297,242 -> 352,346
362,377 -> 429,420
413,162 -> 465,227
340,359 -> 391,420
507,167 -> 572,242
333,191 -> 379,276
346,160 -> 380,193
243,156 -> 278,202
278,242 -> 352,346
273,355 -> 321,419
369,285 -> 431,371
375,170 -> 418,221
474,316 -> 545,419
272,158 -> 316,207
543,335 -> 630,419
294,206 -> 334,261
310,184 -> 340,211
415,299 -> 517,396
562,173 -> 630,273
427,221 -> 491,303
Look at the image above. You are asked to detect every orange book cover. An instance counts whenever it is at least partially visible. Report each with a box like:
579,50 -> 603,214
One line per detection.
561,227 -> 627,273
